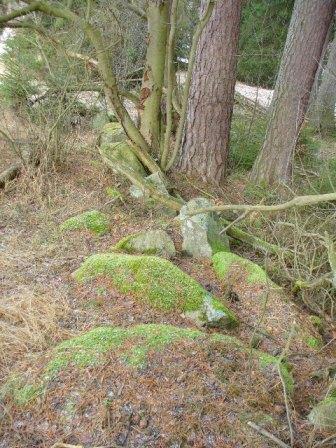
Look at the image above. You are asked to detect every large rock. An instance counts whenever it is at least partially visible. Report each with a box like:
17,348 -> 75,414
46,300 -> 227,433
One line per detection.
179,197 -> 230,258
113,229 -> 176,258
308,396 -> 336,430
73,253 -> 237,328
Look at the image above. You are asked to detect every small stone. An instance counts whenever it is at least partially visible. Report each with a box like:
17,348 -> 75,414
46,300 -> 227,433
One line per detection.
179,197 -> 230,259
113,229 -> 176,258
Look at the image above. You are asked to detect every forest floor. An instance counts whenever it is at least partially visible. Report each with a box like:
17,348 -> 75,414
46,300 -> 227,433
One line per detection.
0,115 -> 336,448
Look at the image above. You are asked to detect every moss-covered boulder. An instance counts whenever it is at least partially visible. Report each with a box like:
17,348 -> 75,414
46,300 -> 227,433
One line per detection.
179,198 -> 230,259
213,252 -> 321,353
74,253 -> 237,328
60,210 -> 109,236
308,396 -> 336,430
113,229 -> 176,258
1,324 -> 295,447
213,252 -> 276,287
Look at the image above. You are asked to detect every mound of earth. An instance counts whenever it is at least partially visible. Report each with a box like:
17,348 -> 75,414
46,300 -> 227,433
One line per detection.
1,324 -> 294,447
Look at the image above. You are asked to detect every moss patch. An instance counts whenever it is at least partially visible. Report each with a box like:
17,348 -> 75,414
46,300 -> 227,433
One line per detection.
73,253 -> 237,326
60,210 -> 109,236
213,252 -> 276,286
46,324 -> 203,375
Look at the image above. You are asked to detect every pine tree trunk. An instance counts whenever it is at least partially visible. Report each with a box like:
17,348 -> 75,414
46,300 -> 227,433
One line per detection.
311,32 -> 336,136
139,0 -> 169,153
177,0 -> 242,185
251,0 -> 336,186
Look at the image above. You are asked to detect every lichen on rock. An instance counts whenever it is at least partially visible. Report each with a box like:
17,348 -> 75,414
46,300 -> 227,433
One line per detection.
60,210 -> 109,236
113,229 -> 176,258
73,253 -> 237,328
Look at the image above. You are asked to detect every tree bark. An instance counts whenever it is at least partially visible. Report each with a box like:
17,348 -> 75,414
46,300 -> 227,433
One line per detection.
251,0 -> 336,186
177,0 -> 242,185
311,31 -> 336,136
139,0 -> 169,153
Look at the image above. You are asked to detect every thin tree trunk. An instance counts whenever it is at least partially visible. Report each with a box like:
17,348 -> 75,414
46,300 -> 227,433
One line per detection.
177,0 -> 242,185
139,0 -> 169,153
251,0 -> 336,186
311,31 -> 336,136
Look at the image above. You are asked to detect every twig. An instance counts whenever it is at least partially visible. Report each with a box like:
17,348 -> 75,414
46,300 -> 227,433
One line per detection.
220,210 -> 251,235
277,324 -> 297,448
313,433 -> 336,447
188,192 -> 336,216
247,421 -> 290,448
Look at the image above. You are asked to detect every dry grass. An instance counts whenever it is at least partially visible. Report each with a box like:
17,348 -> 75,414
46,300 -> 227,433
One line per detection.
0,288 -> 69,368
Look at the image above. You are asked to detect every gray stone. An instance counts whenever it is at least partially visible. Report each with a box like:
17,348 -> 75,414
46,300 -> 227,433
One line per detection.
92,111 -> 110,130
179,197 -> 230,259
114,229 -> 176,258
184,293 -> 234,328
129,172 -> 169,199
308,397 -> 336,429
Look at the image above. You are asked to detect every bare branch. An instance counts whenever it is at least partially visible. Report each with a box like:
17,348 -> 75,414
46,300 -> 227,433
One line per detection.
188,192 -> 336,216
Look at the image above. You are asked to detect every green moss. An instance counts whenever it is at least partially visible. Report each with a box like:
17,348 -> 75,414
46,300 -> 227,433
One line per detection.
1,376 -> 43,406
60,210 -> 109,236
113,234 -> 136,252
213,252 -> 275,286
44,325 -> 204,376
309,315 -> 324,332
106,187 -> 122,199
305,336 -> 322,349
73,253 -> 237,325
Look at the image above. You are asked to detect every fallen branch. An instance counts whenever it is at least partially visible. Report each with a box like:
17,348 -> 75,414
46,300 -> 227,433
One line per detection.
247,421 -> 290,448
220,218 -> 285,255
188,192 -> 336,216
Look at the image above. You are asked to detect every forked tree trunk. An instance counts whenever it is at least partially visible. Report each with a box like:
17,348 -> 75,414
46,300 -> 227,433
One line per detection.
139,0 -> 169,153
177,0 -> 242,185
251,0 -> 336,186
311,32 -> 336,136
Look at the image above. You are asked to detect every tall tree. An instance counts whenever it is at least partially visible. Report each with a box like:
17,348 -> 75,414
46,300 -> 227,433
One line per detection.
311,31 -> 336,136
251,0 -> 336,186
177,0 -> 242,185
139,0 -> 169,153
